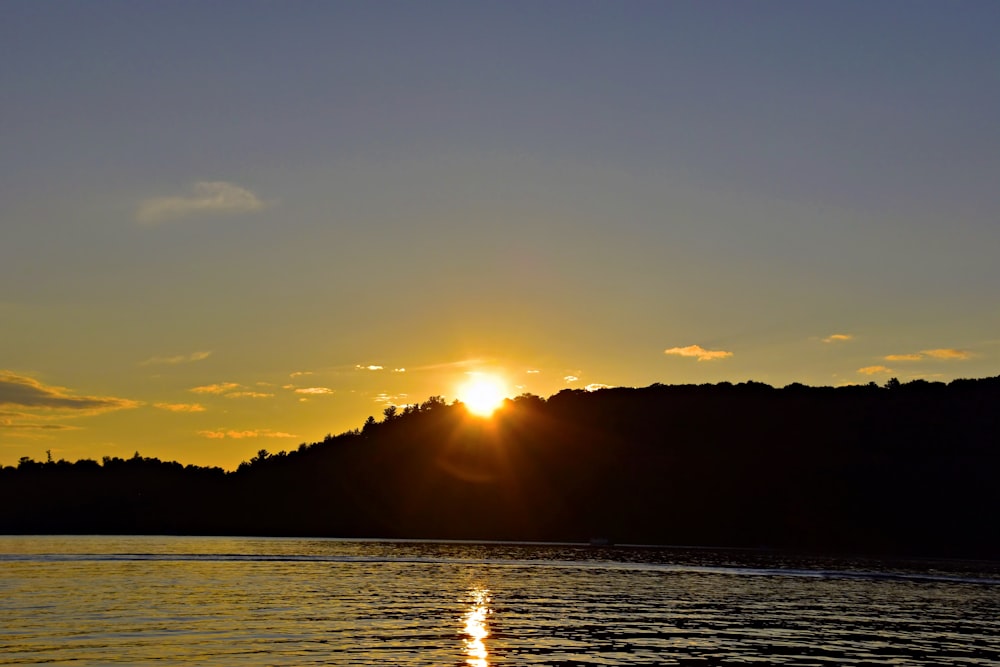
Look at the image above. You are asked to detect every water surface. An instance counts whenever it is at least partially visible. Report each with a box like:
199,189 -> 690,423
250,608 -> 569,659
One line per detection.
1,536 -> 998,665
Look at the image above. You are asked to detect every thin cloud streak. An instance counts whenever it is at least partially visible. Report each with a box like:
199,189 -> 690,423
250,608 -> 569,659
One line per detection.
884,349 -> 972,362
664,345 -> 733,361
822,334 -> 853,343
154,402 -> 206,413
140,351 -> 212,366
885,353 -> 923,361
0,422 -> 76,431
189,382 -> 241,394
136,181 -> 265,224
923,348 -> 972,360
198,429 -> 297,440
396,358 -> 488,373
858,365 -> 893,375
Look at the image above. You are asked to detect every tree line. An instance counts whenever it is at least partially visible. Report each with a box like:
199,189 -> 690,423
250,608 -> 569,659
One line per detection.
2,377 -> 998,558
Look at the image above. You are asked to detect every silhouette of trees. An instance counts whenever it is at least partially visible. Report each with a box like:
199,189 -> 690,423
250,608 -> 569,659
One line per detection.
1,376 -> 998,556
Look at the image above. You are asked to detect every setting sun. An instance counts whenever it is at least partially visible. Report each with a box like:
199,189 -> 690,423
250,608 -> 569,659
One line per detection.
457,374 -> 508,417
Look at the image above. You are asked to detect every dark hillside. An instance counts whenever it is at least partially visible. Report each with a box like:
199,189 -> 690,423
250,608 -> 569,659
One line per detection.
2,377 -> 998,558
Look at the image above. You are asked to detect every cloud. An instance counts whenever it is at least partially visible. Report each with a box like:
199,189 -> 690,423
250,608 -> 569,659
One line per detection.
375,392 -> 408,405
883,353 -> 921,361
526,369 -> 540,374
0,372 -> 138,435
154,402 -> 206,413
585,383 -> 612,392
0,421 -> 76,431
822,334 -> 853,343
140,351 -> 212,366
884,349 -> 972,362
0,371 -> 139,412
397,358 -> 487,373
198,429 -> 297,440
858,365 -> 893,375
294,387 -> 334,395
188,382 -> 276,399
190,382 -> 242,394
392,368 -> 406,373
136,181 -> 265,224
922,348 -> 972,360
289,371 -> 313,378
664,345 -> 733,361
564,375 -> 579,382
356,365 -> 384,371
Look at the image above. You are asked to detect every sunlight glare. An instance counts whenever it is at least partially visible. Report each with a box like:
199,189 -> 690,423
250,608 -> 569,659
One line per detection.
463,587 -> 491,667
457,374 -> 508,417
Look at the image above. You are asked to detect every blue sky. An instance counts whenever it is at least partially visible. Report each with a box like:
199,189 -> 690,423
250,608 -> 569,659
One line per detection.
2,2 -> 999,467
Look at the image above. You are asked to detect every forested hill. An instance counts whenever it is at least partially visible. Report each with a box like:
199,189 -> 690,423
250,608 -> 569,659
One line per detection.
3,377 -> 999,558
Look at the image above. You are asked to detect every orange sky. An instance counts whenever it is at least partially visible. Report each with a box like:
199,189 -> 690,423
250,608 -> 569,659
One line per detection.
3,3 -> 999,469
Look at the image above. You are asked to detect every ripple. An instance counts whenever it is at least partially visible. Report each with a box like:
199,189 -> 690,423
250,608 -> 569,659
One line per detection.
0,537 -> 998,666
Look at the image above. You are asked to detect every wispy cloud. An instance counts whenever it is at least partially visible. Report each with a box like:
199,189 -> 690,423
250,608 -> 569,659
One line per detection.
0,409 -> 80,432
188,382 -> 276,399
294,387 -> 334,395
395,358 -> 487,373
140,351 -> 212,366
923,348 -> 972,360
154,402 -> 206,413
664,345 -> 733,361
289,371 -> 313,378
822,334 -> 853,343
884,353 -> 923,362
136,181 -> 265,224
858,365 -> 893,375
0,371 -> 139,412
526,369 -> 540,374
198,429 -> 297,440
564,375 -> 579,382
0,422 -> 76,431
884,349 -> 972,362
585,383 -> 612,392
375,392 -> 408,405
189,382 -> 242,394
356,365 -> 384,371
392,368 -> 406,373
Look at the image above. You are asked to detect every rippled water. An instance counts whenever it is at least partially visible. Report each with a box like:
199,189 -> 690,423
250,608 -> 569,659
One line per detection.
1,536 -> 998,665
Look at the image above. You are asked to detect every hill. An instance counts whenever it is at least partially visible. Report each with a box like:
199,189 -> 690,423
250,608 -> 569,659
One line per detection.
2,377 -> 998,558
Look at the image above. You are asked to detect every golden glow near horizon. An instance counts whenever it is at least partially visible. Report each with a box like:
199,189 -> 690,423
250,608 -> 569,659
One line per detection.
456,373 -> 509,417
463,587 -> 492,667
3,3 -> 999,471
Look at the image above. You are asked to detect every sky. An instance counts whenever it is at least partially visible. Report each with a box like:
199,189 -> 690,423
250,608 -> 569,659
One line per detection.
2,1 -> 999,469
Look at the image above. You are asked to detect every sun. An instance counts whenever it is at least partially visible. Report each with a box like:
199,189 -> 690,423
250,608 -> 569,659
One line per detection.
457,374 -> 508,417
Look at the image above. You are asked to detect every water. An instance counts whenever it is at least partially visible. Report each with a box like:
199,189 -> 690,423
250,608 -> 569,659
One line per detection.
1,536 -> 998,666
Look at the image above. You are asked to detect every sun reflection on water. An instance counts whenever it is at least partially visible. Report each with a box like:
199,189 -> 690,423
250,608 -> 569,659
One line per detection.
463,587 -> 492,667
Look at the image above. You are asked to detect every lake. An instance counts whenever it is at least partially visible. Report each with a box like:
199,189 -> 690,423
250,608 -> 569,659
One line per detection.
1,536 -> 998,665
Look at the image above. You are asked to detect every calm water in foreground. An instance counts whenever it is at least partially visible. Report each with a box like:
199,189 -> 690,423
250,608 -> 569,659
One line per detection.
1,536 -> 998,666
